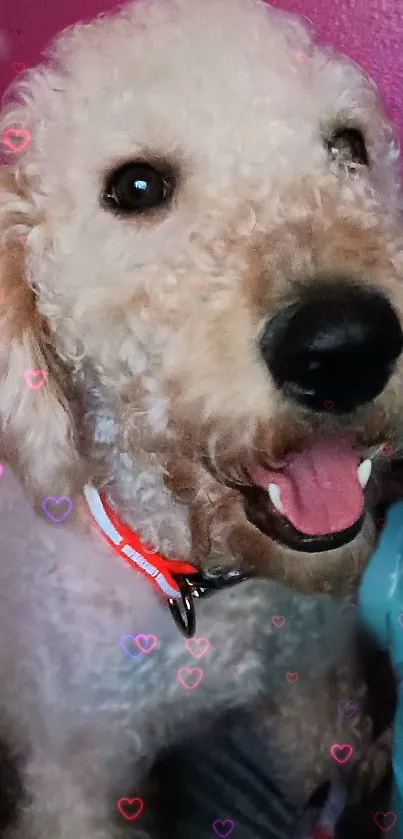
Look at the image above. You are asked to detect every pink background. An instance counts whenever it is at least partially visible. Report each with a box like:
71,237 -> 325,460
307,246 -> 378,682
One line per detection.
0,0 -> 402,141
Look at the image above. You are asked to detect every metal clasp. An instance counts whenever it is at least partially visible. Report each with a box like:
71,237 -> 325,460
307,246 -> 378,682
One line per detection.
168,578 -> 196,638
167,568 -> 250,638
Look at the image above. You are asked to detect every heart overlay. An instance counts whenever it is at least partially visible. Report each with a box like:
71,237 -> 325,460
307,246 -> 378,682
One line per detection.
330,743 -> 353,764
134,634 -> 157,653
117,797 -> 144,821
121,636 -> 144,659
185,636 -> 210,658
177,667 -> 203,689
23,369 -> 48,390
213,819 -> 235,838
338,699 -> 359,719
2,127 -> 31,152
271,615 -> 286,628
373,811 -> 397,832
42,496 -> 73,524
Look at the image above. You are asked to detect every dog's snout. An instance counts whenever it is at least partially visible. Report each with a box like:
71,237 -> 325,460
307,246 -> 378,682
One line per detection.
260,282 -> 403,413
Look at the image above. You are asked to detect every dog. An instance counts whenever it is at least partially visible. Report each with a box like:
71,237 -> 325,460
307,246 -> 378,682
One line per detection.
1,0 -> 403,835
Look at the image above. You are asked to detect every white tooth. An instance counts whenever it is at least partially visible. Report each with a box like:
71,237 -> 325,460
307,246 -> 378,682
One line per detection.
268,483 -> 284,513
357,458 -> 372,489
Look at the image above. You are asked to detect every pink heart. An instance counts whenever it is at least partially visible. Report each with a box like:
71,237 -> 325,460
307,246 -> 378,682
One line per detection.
2,127 -> 31,152
186,636 -> 210,658
177,667 -> 203,690
213,819 -> 235,838
135,634 -> 157,653
271,615 -> 286,628
285,672 -> 299,684
23,369 -> 48,390
117,797 -> 144,821
12,62 -> 26,74
324,400 -> 335,410
373,811 -> 397,832
330,743 -> 353,764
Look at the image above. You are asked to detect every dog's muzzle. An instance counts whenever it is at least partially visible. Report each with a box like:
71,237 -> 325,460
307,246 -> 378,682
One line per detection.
244,280 -> 403,552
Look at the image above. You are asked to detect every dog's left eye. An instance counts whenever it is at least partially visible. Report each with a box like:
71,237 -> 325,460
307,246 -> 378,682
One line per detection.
103,162 -> 174,214
326,127 -> 369,169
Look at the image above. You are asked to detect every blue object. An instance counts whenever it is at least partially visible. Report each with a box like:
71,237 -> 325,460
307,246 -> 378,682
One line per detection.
359,500 -> 403,838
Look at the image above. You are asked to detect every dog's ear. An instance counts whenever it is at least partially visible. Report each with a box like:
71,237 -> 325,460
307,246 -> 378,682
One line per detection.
0,165 -> 80,499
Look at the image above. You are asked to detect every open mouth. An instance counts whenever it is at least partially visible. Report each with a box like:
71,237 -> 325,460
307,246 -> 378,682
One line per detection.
240,434 -> 371,553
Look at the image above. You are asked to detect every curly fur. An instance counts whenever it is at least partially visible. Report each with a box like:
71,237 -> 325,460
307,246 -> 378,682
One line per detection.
0,0 -> 403,835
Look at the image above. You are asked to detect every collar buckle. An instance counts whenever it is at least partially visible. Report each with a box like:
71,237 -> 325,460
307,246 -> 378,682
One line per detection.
168,568 -> 250,638
168,578 -> 196,638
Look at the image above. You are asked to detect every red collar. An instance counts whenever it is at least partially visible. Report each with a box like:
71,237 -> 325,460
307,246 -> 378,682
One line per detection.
84,485 -> 197,601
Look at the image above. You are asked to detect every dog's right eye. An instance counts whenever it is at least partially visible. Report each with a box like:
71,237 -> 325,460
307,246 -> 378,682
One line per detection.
102,162 -> 174,214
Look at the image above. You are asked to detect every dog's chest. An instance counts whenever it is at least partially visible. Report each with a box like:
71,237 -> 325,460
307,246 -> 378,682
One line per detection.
0,469 -> 182,717
35,544 -> 183,712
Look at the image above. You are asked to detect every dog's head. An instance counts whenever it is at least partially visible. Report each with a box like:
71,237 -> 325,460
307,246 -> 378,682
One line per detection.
1,0 -> 403,593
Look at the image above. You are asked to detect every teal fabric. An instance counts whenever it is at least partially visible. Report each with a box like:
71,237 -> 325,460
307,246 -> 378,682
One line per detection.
358,500 -> 403,838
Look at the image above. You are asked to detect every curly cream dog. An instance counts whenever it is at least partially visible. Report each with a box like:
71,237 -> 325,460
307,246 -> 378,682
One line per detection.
0,0 -> 403,835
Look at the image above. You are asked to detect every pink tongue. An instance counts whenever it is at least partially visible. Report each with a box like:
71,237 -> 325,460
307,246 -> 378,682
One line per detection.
249,436 -> 364,536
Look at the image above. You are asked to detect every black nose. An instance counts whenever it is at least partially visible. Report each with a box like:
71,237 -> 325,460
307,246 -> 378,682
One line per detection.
260,282 -> 403,413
